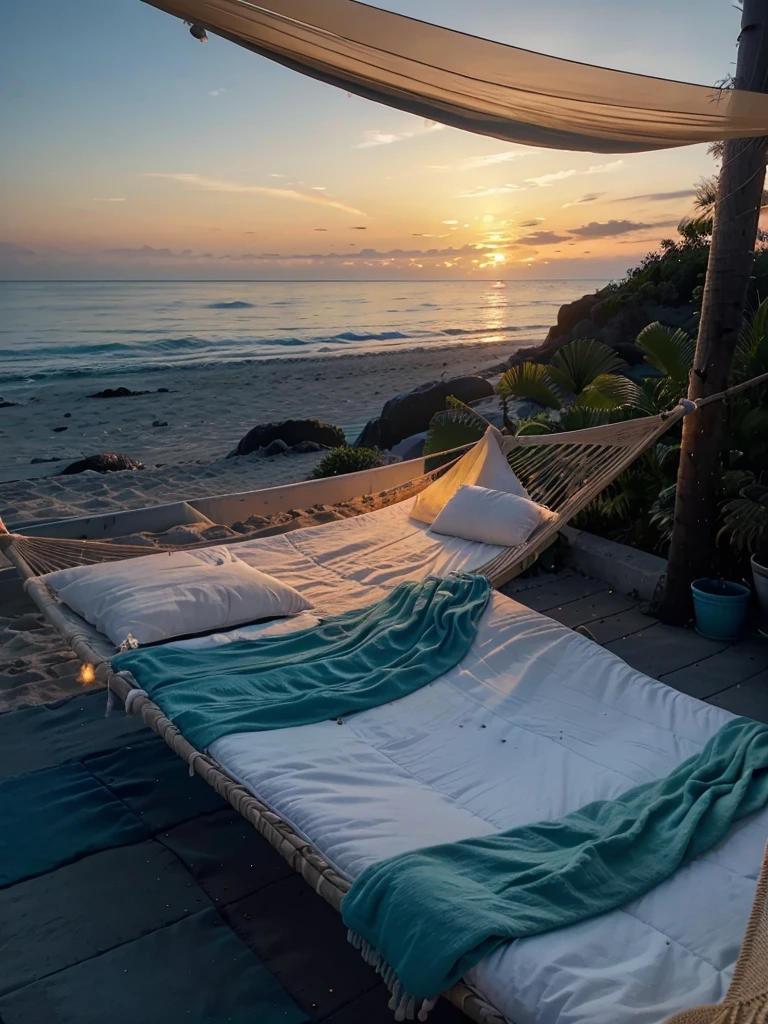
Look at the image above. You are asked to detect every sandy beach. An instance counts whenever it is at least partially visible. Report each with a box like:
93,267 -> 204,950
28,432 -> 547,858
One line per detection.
0,339 -> 512,503
0,339 -> 515,711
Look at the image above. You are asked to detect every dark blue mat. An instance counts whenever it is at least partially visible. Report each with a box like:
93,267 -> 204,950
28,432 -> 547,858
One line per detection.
161,808 -> 293,907
0,691 -> 144,780
224,875 -> 380,1019
0,908 -> 309,1024
0,763 -> 148,888
0,840 -> 207,996
85,739 -> 227,831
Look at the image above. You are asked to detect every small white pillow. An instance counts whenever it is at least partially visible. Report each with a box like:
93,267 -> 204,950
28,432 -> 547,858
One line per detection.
430,484 -> 556,547
42,546 -> 311,647
410,426 -> 528,525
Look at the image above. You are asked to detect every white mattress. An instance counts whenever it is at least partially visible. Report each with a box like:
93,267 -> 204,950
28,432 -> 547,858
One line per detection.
166,500 -> 766,1024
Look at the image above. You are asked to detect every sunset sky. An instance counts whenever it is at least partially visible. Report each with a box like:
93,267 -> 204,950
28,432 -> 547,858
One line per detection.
1,0 -> 742,281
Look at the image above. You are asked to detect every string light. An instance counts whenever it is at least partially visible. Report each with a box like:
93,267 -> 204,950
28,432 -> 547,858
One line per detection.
78,663 -> 96,685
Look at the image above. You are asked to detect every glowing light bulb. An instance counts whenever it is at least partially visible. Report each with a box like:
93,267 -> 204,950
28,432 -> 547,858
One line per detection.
78,663 -> 96,685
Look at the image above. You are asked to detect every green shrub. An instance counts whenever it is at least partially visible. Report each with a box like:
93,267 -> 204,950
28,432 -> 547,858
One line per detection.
311,445 -> 385,479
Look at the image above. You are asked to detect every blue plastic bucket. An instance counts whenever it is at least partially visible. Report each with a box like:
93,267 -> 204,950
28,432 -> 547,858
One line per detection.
691,578 -> 750,640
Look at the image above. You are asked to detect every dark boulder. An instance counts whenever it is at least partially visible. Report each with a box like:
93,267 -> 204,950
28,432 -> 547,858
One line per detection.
228,419 -> 345,458
61,453 -> 144,475
544,292 -> 601,345
355,376 -> 494,450
389,432 -> 427,461
90,387 -> 147,398
90,387 -> 173,398
289,440 -> 327,454
262,439 -> 291,457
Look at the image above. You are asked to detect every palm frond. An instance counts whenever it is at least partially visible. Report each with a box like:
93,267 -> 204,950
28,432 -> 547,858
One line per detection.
718,484 -> 768,555
648,484 -> 677,547
736,296 -> 768,380
558,406 -> 610,431
514,418 -> 555,436
424,408 -> 487,459
576,373 -> 647,411
496,362 -> 561,408
635,322 -> 695,384
547,338 -> 623,396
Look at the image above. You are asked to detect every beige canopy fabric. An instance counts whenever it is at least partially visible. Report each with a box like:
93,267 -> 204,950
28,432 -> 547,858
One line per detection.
142,0 -> 768,152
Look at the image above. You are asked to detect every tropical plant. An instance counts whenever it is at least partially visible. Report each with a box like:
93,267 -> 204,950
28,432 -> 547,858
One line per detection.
496,338 -> 645,412
311,445 -> 385,478
635,321 -> 695,408
677,176 -> 718,240
678,175 -> 768,243
718,484 -> 768,560
423,339 -> 644,458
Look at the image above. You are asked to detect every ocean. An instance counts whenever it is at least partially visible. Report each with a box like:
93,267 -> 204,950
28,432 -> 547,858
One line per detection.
0,279 -> 604,390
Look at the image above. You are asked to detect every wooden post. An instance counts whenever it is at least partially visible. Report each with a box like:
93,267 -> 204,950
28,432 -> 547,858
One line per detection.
659,0 -> 768,623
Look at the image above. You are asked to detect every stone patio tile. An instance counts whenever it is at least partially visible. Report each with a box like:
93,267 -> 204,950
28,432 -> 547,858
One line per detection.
547,589 -> 637,629
706,671 -> 768,723
501,570 -> 575,596
585,607 -> 658,647
660,640 -> 768,700
604,622 -> 729,678
517,575 -> 605,613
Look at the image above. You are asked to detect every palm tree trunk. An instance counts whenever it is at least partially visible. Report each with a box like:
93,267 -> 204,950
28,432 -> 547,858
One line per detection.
659,0 -> 768,624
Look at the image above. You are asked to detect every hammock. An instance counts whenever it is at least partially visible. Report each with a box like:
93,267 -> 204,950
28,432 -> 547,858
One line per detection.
5,371 -> 768,580
5,388 -> 768,1023
141,0 -> 768,152
1,407 -> 687,580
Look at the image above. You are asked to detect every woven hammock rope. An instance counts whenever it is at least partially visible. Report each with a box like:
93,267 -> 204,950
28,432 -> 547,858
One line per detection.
0,406 -> 687,581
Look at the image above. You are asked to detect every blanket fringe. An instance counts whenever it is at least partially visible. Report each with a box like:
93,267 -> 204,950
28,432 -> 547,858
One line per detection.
346,929 -> 437,1021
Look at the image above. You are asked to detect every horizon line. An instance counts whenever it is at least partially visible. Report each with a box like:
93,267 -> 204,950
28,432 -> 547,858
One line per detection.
0,277 -> 610,284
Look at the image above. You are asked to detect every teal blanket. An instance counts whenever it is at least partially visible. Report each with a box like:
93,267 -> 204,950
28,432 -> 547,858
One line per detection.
342,715 -> 768,1002
114,572 -> 491,750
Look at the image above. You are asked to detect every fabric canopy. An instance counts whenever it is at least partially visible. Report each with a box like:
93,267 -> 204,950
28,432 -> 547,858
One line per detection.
142,0 -> 768,153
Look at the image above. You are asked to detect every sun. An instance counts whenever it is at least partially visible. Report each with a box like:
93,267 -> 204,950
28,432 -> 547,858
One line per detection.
492,252 -> 506,264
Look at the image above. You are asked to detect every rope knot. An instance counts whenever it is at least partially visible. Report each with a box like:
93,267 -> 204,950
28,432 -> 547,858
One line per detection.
124,688 -> 148,714
678,398 -> 696,415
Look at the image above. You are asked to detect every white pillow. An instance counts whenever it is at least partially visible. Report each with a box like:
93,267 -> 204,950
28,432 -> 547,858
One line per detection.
410,425 -> 528,525
430,484 -> 556,547
41,546 -> 311,647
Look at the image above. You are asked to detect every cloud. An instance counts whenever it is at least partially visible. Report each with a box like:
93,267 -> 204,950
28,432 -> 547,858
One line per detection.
103,245 -> 178,258
568,219 -> 650,238
525,161 -> 624,189
350,226 -> 367,231
144,172 -> 365,216
617,189 -> 697,202
458,184 -> 528,198
355,121 -> 445,148
0,242 -> 37,258
563,192 -> 605,208
208,88 -> 227,97
459,160 -> 626,199
457,150 -> 531,171
525,169 -> 578,187
519,218 -> 545,228
585,160 -> 625,175
517,230 -> 571,246
442,219 -> 458,225
93,197 -> 127,202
